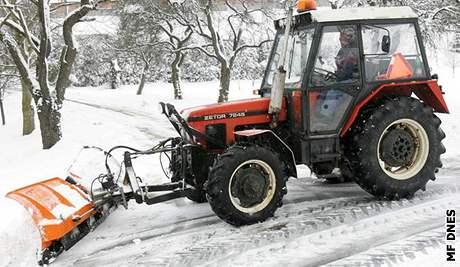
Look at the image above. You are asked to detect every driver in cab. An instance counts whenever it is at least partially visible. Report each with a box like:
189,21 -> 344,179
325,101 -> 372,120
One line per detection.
335,27 -> 359,82
312,26 -> 359,132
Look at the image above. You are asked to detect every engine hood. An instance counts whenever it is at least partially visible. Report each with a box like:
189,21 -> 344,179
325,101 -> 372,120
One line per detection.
181,98 -> 271,122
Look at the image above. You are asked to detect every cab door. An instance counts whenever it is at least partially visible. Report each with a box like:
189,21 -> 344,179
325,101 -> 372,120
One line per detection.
304,25 -> 362,165
307,25 -> 362,136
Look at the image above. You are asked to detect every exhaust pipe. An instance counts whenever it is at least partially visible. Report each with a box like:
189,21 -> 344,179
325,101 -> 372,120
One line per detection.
269,1 -> 294,126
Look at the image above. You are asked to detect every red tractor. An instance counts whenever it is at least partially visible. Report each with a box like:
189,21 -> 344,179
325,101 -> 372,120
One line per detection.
160,5 -> 449,225
7,3 -> 448,264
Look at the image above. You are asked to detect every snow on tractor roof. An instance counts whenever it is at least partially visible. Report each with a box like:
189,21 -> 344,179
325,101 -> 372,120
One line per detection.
309,6 -> 418,22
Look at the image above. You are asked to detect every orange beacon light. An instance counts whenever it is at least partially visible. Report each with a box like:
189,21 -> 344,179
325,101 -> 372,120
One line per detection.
297,0 -> 317,12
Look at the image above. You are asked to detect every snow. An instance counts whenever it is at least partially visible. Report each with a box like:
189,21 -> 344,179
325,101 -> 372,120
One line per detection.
52,15 -> 120,36
0,55 -> 458,266
0,198 -> 41,267
53,184 -> 89,208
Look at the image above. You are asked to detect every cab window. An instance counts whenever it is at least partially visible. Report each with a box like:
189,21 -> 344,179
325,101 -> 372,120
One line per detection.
362,23 -> 427,82
310,25 -> 360,87
265,27 -> 315,89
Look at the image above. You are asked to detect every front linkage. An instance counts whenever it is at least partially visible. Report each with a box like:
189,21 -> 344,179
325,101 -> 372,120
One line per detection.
92,103 -> 215,209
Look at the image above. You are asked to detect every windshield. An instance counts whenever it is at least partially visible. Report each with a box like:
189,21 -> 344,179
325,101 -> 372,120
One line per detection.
263,27 -> 315,89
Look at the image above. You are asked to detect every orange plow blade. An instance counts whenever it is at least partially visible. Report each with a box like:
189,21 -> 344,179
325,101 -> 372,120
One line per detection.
6,177 -> 98,265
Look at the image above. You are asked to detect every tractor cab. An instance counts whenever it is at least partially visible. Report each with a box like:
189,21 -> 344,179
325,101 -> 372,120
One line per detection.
261,6 -> 434,174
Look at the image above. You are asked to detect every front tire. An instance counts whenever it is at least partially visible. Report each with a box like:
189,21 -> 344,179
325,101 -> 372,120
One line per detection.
206,145 -> 288,226
346,97 -> 445,199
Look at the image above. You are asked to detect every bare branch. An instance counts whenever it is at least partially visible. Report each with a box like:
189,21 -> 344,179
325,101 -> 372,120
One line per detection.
0,72 -> 20,77
0,64 -> 16,68
431,5 -> 460,20
0,29 -> 39,102
0,11 -> 11,28
178,44 -> 218,60
50,2 -> 74,12
2,19 -> 40,48
231,39 -> 273,64
15,7 -> 39,53
55,0 -> 96,104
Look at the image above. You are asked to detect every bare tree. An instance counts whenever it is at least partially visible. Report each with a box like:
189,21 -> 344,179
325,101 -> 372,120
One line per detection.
0,48 -> 15,126
195,0 -> 272,102
136,50 -> 154,95
117,0 -> 193,99
155,21 -> 192,100
0,0 -> 96,149
0,1 -> 35,134
0,87 -> 4,125
116,0 -> 165,95
147,2 -> 194,99
163,0 -> 273,102
0,66 -> 15,125
15,31 -> 35,135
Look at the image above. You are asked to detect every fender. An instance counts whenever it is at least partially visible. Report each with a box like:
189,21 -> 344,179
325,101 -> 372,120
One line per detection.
234,129 -> 297,178
340,80 -> 449,137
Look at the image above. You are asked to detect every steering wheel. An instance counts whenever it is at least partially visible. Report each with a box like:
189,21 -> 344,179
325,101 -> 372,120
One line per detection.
313,68 -> 337,81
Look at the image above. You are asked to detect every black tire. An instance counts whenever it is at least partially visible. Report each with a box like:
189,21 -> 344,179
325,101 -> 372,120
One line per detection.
186,188 -> 207,203
169,145 -> 209,203
346,97 -> 445,200
205,145 -> 288,226
339,165 -> 354,182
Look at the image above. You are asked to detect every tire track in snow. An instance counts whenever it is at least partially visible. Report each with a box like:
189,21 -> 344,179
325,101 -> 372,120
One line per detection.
64,179 -> 365,262
66,98 -> 153,119
75,193 -> 367,260
68,186 -> 460,266
225,194 -> 459,267
326,227 -> 446,266
65,98 -> 169,140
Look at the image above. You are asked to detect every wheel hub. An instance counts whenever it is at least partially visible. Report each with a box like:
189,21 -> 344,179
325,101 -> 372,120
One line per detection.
380,128 -> 415,167
231,167 -> 268,208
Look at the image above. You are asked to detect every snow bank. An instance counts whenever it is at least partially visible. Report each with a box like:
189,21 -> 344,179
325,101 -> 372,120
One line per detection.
0,198 -> 41,267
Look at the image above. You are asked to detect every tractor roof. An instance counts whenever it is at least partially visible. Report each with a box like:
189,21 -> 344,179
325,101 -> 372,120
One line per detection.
308,6 -> 418,23
275,6 -> 418,30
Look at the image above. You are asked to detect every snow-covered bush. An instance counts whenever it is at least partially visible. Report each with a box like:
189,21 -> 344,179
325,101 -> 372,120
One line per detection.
73,36 -> 113,87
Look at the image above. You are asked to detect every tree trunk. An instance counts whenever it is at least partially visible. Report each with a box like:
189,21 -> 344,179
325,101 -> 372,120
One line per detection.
171,53 -> 183,100
22,79 -> 35,135
218,64 -> 231,103
37,100 -> 62,149
136,64 -> 149,95
110,58 -> 121,89
0,97 -> 5,125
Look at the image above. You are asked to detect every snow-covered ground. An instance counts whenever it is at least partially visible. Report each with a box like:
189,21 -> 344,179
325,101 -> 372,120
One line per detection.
0,61 -> 459,267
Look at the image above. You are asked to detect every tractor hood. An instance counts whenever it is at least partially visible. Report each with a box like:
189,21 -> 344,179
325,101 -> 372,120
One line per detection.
181,98 -> 272,123
180,97 -> 286,146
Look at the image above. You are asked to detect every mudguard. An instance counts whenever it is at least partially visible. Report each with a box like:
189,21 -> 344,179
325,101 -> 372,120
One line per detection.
234,129 -> 297,178
341,80 -> 449,136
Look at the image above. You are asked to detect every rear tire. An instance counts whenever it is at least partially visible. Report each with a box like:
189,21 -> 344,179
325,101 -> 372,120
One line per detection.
346,97 -> 445,199
206,145 -> 288,226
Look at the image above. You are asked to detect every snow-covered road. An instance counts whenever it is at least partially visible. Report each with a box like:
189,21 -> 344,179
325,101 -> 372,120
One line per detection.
48,171 -> 459,267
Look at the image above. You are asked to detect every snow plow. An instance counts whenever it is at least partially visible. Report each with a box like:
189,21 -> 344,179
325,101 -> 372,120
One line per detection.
5,1 -> 449,265
6,178 -> 102,265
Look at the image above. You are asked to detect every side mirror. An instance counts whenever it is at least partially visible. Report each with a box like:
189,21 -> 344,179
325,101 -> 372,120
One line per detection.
382,35 -> 391,53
